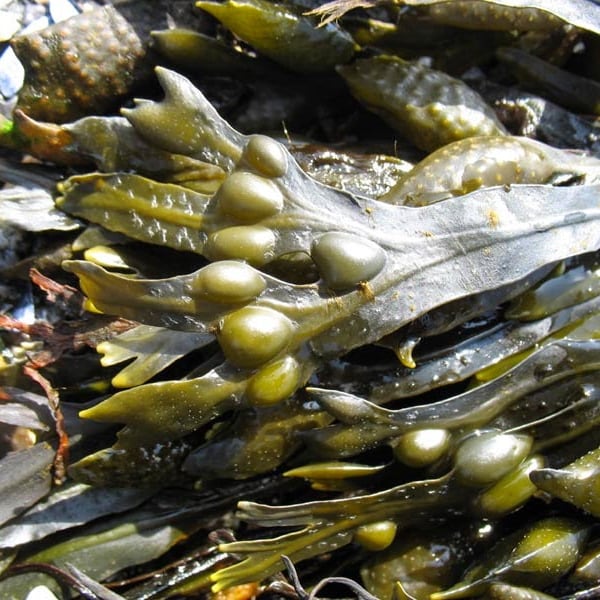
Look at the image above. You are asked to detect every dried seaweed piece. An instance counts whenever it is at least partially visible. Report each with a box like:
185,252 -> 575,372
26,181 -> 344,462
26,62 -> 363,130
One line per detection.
0,404 -> 49,436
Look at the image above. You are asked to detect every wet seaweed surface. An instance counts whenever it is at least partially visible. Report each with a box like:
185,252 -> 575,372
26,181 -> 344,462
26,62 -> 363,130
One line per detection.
1,1 -> 600,599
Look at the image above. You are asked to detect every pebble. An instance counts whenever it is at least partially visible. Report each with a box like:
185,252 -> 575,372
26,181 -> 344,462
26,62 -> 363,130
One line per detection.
49,0 -> 78,23
0,10 -> 21,42
25,586 -> 60,600
0,14 -> 48,99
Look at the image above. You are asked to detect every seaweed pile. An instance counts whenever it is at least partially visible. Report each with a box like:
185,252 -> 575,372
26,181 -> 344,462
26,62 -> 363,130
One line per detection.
1,1 -> 600,599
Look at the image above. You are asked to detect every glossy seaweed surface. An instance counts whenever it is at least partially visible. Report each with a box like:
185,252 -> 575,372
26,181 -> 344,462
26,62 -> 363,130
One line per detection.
1,1 -> 600,599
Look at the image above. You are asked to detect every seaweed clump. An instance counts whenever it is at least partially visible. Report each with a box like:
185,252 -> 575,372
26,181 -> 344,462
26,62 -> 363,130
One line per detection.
0,1 -> 600,599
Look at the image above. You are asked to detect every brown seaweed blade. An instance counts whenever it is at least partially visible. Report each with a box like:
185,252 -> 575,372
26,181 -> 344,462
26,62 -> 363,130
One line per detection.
309,0 -> 600,34
55,70 -> 600,489
2,3 -> 600,598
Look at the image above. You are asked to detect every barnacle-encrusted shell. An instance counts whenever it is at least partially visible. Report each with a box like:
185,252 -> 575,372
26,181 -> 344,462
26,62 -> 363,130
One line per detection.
217,171 -> 284,221
454,431 -> 532,486
192,261 -> 266,304
217,306 -> 294,368
311,232 -> 385,291
12,5 -> 153,122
